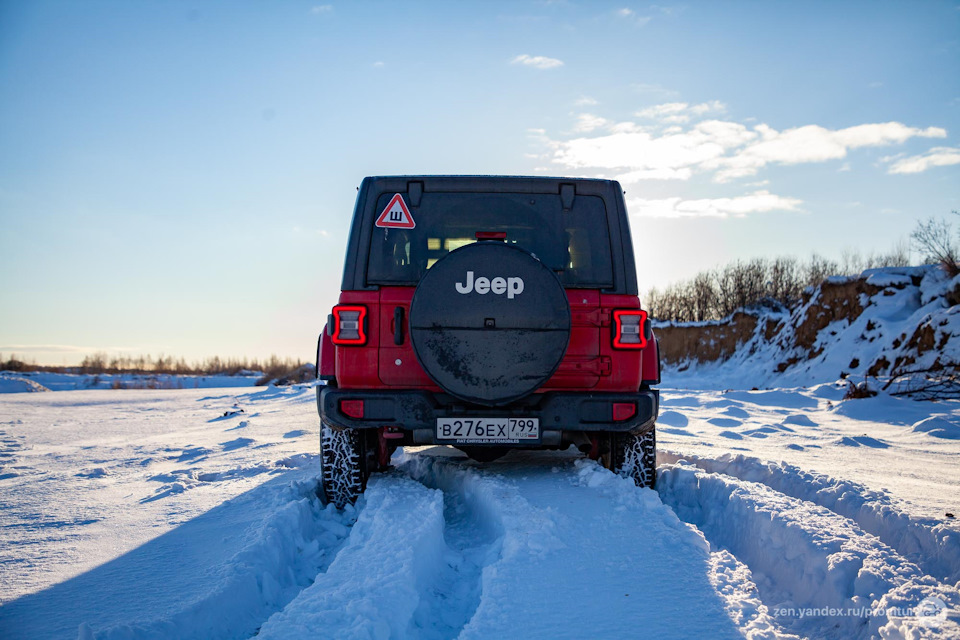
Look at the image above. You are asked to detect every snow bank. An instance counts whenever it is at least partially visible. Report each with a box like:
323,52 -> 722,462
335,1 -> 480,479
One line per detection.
0,371 -> 262,393
83,478 -> 354,640
911,416 -> 960,439
659,451 -> 960,585
0,376 -> 50,393
658,463 -> 960,639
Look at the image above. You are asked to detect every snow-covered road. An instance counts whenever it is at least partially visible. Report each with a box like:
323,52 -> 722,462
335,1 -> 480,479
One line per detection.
1,384 -> 958,639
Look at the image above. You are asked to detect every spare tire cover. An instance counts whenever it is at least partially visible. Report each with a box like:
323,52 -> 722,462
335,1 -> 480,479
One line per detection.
409,241 -> 571,406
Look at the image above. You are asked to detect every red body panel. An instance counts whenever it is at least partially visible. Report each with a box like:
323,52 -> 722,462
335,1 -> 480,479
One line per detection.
319,325 -> 336,379
377,287 -> 433,387
329,288 -> 657,394
641,336 -> 660,385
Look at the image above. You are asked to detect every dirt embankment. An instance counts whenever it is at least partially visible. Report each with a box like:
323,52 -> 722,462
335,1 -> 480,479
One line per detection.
656,313 -> 762,365
657,278 -> 887,367
652,267 -> 959,394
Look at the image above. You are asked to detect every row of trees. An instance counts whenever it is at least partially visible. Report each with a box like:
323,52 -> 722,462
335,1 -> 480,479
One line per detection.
646,248 -> 911,323
648,213 -> 960,323
0,353 -> 306,378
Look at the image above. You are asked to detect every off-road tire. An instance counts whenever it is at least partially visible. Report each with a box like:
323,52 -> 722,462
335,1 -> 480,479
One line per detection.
320,422 -> 368,508
602,427 -> 656,489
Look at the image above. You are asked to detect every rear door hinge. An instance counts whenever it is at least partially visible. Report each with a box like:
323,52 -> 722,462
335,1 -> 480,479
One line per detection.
558,356 -> 612,376
571,309 -> 611,327
598,356 -> 611,375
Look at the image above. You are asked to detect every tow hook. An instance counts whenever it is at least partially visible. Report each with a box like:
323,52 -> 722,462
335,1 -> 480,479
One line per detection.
587,435 -> 600,460
376,426 -> 403,469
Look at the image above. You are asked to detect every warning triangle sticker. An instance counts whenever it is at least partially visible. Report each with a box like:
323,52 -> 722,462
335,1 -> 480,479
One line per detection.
375,193 -> 416,229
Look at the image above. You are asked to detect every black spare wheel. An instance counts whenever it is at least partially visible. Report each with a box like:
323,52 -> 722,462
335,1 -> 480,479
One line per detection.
409,241 -> 571,406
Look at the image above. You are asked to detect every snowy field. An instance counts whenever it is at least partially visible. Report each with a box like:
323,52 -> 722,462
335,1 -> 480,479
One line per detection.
0,371 -> 262,393
1,383 -> 959,639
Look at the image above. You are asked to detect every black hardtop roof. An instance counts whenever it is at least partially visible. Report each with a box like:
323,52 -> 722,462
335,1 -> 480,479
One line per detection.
342,175 -> 637,295
361,175 -> 623,194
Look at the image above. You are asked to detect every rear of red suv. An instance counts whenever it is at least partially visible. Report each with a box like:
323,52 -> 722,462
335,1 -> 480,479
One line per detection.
317,176 -> 660,507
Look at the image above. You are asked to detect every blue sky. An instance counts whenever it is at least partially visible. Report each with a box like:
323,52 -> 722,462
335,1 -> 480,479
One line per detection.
1,0 -> 959,365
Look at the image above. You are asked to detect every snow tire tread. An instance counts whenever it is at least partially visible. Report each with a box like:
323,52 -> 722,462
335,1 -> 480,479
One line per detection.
320,422 -> 367,508
607,427 -> 656,489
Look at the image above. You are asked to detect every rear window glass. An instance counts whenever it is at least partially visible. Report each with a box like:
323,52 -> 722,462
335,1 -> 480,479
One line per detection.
366,192 -> 614,288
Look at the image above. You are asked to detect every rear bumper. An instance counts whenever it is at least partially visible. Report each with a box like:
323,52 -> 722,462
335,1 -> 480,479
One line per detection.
318,385 -> 658,443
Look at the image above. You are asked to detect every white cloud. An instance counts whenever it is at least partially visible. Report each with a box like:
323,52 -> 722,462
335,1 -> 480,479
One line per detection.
627,190 -> 802,219
707,122 -> 946,181
574,96 -> 598,106
552,119 -> 756,183
617,167 -> 693,182
634,101 -> 725,124
310,5 -> 332,14
540,99 -> 948,187
615,7 -> 651,26
636,102 -> 689,119
372,61 -> 385,68
689,100 -> 726,116
511,54 -> 564,69
572,113 -> 609,133
886,147 -> 960,174
607,121 -> 645,134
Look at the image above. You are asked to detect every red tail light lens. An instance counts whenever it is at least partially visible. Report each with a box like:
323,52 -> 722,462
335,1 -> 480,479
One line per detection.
332,305 -> 367,345
612,310 -> 648,349
613,402 -> 637,421
340,399 -> 364,418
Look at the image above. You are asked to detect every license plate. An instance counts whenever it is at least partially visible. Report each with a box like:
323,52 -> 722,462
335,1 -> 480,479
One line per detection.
436,417 -> 540,444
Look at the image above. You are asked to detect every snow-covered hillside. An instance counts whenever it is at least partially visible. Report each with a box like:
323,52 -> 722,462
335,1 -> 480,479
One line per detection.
1,384 -> 957,639
656,265 -> 960,397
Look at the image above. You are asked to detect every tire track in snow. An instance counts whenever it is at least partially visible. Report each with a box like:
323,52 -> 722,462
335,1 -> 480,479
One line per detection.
395,454 -> 505,640
658,463 -> 960,639
258,449 -> 786,639
255,452 -> 540,639
660,449 -> 960,584
254,472 -> 449,639
85,477 -> 355,640
402,450 -> 776,640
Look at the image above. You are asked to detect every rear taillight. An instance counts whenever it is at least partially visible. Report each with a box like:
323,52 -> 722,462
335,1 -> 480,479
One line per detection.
340,399 -> 364,418
612,309 -> 648,349
331,305 -> 367,345
613,402 -> 637,421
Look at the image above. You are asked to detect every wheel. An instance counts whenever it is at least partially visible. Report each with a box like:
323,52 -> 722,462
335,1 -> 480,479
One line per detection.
601,426 -> 656,489
320,422 -> 369,508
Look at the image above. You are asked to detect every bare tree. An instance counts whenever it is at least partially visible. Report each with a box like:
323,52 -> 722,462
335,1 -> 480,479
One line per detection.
645,247 -> 916,323
690,271 -> 717,321
805,253 -> 839,288
769,256 -> 801,304
911,212 -> 959,276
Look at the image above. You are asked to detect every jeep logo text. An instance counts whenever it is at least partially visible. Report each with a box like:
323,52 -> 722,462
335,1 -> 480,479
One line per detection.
455,271 -> 524,299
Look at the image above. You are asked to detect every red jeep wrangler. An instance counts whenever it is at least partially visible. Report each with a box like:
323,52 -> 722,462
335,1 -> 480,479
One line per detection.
317,176 -> 660,506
